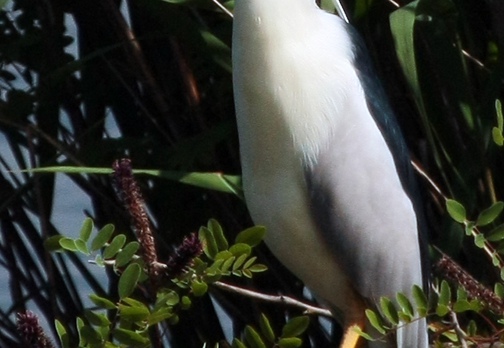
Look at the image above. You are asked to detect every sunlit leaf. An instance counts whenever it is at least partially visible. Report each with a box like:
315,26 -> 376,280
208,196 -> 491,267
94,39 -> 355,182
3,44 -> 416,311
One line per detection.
244,325 -> 266,348
259,313 -> 275,344
115,241 -> 140,267
379,297 -> 398,325
199,226 -> 219,259
103,234 -> 126,259
59,237 -> 78,252
474,234 -> 486,248
365,309 -> 386,335
229,243 -> 252,257
191,280 -> 208,297
91,224 -> 115,251
446,199 -> 467,223
412,285 -> 428,316
396,292 -> 414,318
208,218 -> 229,251
79,217 -> 94,242
235,226 -> 266,247
55,320 -> 69,348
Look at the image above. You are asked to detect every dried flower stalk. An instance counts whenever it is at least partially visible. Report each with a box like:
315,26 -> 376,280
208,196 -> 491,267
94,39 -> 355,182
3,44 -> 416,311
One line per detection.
112,159 -> 159,279
17,311 -> 55,348
436,254 -> 504,315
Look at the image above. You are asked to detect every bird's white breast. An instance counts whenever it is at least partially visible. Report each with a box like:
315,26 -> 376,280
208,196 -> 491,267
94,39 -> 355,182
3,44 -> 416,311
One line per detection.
232,0 -> 368,311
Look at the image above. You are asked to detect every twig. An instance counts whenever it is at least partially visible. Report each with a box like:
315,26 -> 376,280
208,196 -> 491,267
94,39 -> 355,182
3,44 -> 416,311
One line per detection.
212,0 -> 233,18
450,311 -> 469,348
213,281 -> 333,317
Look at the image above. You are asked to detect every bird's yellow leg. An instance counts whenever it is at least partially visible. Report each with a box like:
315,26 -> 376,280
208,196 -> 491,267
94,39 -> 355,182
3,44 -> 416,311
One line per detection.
339,322 -> 366,348
339,293 -> 367,348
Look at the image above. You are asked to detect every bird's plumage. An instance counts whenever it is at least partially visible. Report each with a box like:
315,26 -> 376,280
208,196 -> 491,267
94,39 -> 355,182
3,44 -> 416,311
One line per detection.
232,1 -> 428,346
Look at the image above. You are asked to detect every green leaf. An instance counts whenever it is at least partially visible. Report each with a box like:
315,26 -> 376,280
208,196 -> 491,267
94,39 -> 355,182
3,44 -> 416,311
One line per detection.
76,317 -> 85,347
84,310 -> 110,326
476,202 -> 504,226
220,256 -> 236,273
439,280 -> 451,306
181,295 -> 192,310
249,264 -> 268,273
244,325 -> 266,348
277,337 -> 303,348
199,226 -> 219,259
396,292 -> 414,318
281,316 -> 309,338
115,241 -> 140,267
91,224 -> 115,251
456,287 -> 468,301
119,303 -> 150,322
259,313 -> 275,343
118,263 -> 142,299
436,304 -> 449,317
492,127 -> 504,146
487,223 -> 504,241
465,221 -> 475,236
191,280 -> 208,297
497,99 -> 504,130
495,282 -> 504,298
75,239 -> 89,255
103,234 -> 126,259
79,217 -> 94,242
233,254 -> 248,271
352,324 -> 374,341
158,291 -> 180,307
114,328 -> 149,346
27,166 -> 244,197
232,339 -> 247,348
365,309 -> 386,335
208,218 -> 229,251
453,300 -> 473,312
492,252 -> 500,267
229,243 -> 252,257
89,294 -> 116,310
80,325 -> 103,344
446,199 -> 467,223
44,235 -> 65,252
474,234 -> 486,248
436,280 -> 451,316
55,320 -> 70,348
59,237 -> 78,252
148,307 -> 173,325
412,285 -> 428,316
235,226 -> 266,247
467,320 -> 477,337
379,297 -> 399,325
243,256 -> 257,269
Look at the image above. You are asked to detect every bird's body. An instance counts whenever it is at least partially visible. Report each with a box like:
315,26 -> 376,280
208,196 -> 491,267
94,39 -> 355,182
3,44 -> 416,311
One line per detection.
232,1 -> 428,347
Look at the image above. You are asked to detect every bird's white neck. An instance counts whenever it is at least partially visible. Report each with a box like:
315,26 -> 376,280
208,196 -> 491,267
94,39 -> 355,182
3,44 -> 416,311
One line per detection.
233,0 -> 357,169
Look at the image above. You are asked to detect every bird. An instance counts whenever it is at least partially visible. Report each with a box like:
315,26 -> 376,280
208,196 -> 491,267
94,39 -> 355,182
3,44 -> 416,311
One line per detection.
231,0 -> 428,347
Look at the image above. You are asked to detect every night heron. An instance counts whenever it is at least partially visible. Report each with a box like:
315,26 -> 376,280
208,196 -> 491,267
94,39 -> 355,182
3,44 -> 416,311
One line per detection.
232,0 -> 428,347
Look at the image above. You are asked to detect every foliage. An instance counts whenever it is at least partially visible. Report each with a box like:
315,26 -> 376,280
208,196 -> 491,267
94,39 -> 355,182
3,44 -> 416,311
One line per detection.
0,0 -> 503,346
46,218 -> 279,348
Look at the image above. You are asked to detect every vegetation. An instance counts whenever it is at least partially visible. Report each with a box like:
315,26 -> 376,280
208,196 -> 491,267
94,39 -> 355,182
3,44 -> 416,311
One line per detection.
1,0 -> 504,346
